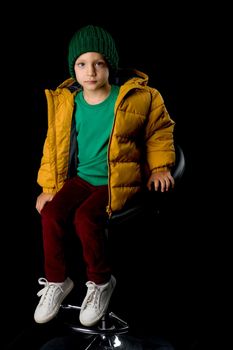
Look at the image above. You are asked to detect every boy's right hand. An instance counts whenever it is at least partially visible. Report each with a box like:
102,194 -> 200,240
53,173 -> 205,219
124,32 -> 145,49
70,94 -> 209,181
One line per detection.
36,192 -> 55,214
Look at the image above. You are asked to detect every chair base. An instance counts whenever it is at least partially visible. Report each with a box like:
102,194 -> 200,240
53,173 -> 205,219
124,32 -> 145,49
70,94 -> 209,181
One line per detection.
60,304 -> 129,349
76,333 -> 124,349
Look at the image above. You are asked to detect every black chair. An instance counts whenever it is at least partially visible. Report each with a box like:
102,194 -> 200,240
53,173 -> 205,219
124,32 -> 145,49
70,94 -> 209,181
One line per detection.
60,144 -> 185,349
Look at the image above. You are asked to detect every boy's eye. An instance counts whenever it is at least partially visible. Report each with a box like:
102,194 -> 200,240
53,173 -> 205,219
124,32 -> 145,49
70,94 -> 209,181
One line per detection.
96,61 -> 105,66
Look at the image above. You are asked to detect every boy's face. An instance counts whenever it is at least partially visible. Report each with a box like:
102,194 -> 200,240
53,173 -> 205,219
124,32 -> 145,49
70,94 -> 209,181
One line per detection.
74,52 -> 110,91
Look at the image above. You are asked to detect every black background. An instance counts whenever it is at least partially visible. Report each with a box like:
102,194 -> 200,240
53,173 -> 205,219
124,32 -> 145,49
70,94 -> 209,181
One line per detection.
2,3 -> 226,349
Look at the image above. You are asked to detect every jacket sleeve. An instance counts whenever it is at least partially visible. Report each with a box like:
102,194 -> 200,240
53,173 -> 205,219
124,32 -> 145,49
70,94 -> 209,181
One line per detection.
36,86 -> 74,193
37,89 -> 57,194
145,89 -> 175,172
37,133 -> 57,194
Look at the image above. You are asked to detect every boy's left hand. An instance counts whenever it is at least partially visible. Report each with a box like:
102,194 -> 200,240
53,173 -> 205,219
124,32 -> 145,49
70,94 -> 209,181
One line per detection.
147,171 -> 175,192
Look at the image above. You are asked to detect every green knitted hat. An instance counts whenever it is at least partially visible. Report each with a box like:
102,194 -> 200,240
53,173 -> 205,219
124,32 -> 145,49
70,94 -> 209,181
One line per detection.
68,25 -> 119,78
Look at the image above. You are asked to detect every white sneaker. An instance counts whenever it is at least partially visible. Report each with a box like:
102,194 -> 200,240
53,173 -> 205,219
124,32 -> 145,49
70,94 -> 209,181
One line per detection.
79,275 -> 116,327
34,277 -> 74,323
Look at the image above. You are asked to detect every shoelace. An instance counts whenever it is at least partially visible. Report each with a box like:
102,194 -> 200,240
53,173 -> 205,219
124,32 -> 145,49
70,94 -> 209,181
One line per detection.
37,278 -> 63,305
84,282 -> 101,310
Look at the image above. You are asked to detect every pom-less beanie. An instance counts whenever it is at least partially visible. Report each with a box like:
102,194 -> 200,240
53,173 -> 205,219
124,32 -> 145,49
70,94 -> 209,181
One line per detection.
68,25 -> 119,78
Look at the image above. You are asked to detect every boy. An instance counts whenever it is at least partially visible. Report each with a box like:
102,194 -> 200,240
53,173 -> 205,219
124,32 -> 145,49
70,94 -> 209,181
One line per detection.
34,25 -> 175,327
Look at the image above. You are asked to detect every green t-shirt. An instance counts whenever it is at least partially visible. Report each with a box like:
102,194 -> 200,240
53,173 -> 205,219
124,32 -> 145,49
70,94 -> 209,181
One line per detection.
74,85 -> 120,185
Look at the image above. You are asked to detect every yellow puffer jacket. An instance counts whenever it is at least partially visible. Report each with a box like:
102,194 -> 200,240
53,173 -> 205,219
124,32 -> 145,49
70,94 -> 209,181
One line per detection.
37,69 -> 175,214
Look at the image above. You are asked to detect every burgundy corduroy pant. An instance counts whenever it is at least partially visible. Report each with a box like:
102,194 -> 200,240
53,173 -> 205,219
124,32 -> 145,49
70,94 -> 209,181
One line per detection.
40,176 -> 111,284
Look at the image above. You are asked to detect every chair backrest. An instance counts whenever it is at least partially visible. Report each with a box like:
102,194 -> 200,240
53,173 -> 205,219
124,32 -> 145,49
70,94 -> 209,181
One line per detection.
172,144 -> 185,183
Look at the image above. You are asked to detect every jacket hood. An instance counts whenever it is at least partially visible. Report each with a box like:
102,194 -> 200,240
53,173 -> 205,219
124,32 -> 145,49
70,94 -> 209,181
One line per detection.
115,68 -> 149,86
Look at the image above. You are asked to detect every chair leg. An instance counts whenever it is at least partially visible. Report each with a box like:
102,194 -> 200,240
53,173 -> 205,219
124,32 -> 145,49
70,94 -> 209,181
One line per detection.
106,335 -> 115,347
83,335 -> 99,350
83,334 -> 116,349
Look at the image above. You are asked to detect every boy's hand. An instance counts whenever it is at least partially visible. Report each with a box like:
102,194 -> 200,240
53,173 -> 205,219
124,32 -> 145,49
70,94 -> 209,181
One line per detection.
36,192 -> 55,214
147,171 -> 175,192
